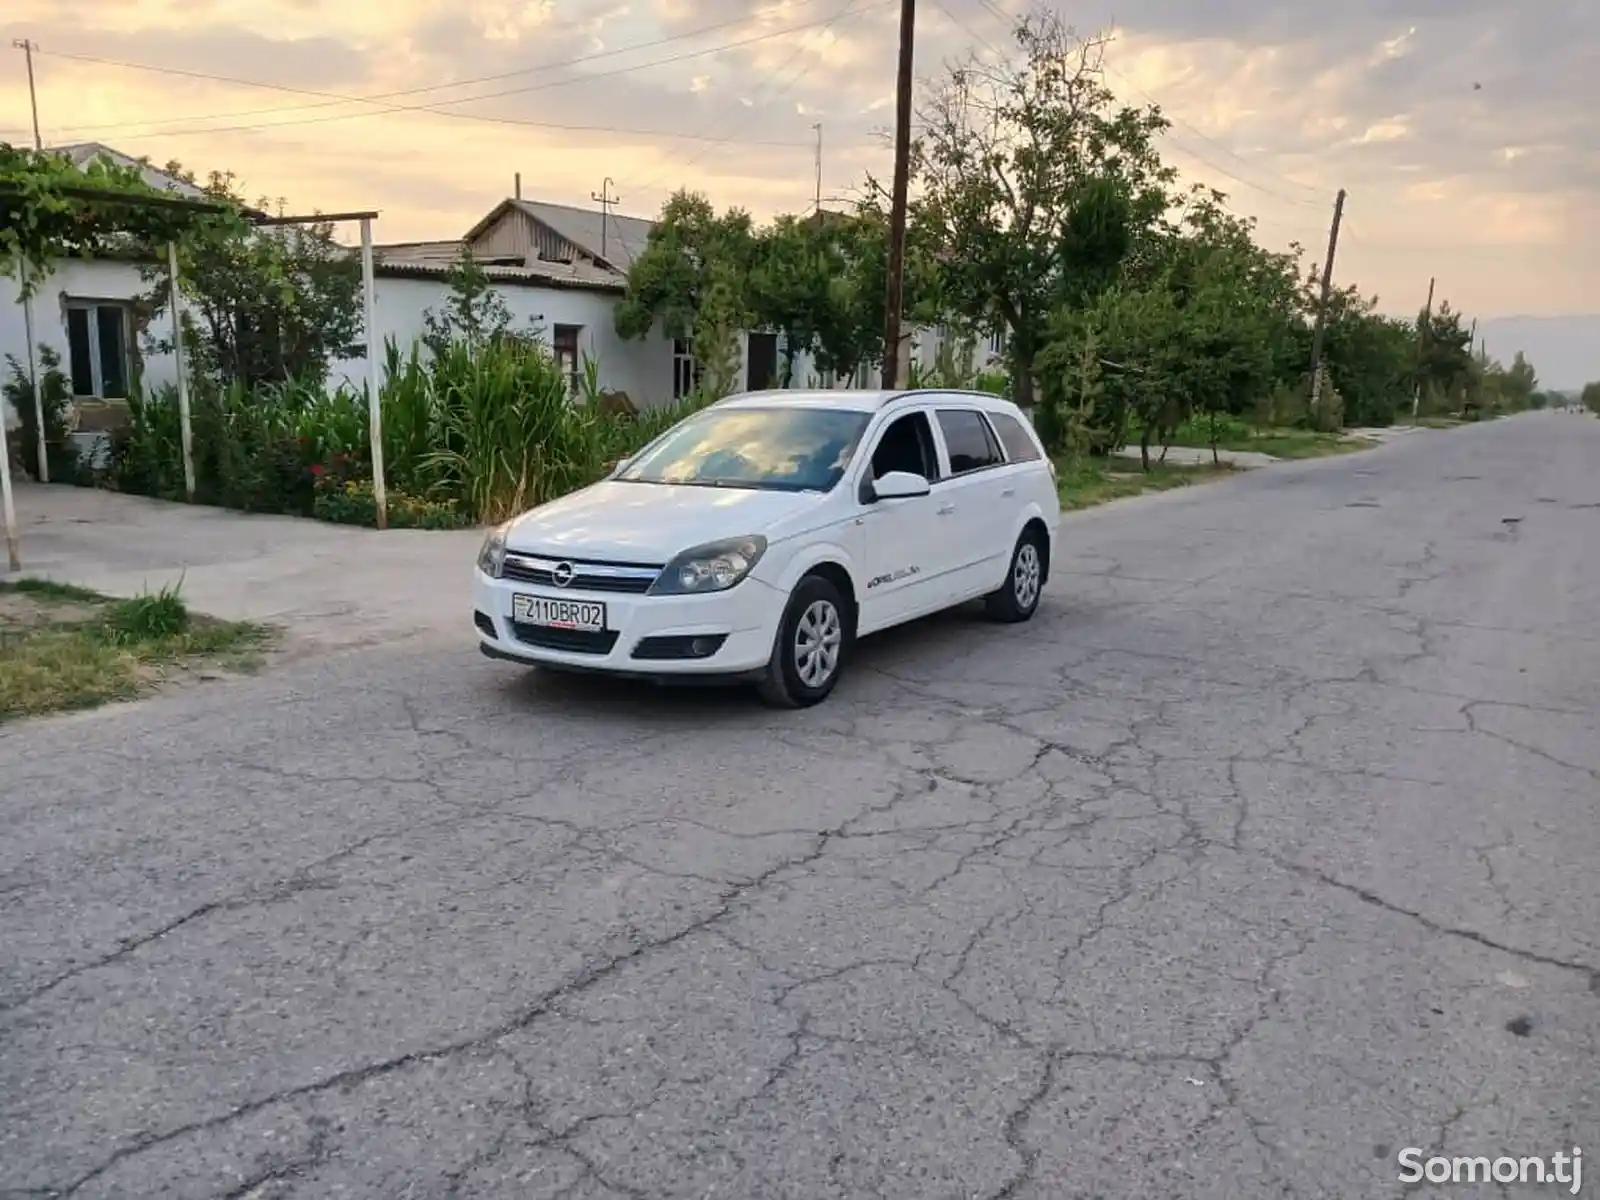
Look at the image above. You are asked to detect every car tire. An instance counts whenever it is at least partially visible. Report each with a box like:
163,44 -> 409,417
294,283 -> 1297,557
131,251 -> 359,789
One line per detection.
757,574 -> 850,708
985,528 -> 1045,623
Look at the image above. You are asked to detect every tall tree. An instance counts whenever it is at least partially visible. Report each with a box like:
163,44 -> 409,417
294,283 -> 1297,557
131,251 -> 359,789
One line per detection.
1416,299 -> 1474,413
614,191 -> 756,346
1312,284 -> 1416,427
138,163 -> 361,389
422,244 -> 514,356
748,214 -> 847,386
1503,350 -> 1538,407
907,9 -> 1175,409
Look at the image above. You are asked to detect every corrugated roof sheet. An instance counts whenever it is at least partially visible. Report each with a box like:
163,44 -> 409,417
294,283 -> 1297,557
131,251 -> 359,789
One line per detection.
371,239 -> 469,263
509,199 -> 655,271
374,244 -> 625,293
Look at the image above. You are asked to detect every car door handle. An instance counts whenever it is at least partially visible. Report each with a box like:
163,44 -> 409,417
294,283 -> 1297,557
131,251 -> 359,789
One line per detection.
937,502 -> 956,515
1001,487 -> 1015,497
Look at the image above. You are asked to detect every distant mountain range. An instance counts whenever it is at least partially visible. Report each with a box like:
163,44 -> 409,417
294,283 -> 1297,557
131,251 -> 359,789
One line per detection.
1476,316 -> 1598,393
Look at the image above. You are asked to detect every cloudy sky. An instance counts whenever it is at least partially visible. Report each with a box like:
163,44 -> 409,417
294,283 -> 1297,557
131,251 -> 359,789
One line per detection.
2,0 -> 1595,329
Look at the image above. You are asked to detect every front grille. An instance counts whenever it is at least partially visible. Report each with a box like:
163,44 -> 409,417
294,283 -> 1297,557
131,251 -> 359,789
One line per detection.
509,622 -> 620,655
502,553 -> 660,595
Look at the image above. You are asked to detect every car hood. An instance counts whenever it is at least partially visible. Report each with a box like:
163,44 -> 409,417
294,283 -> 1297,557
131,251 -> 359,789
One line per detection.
506,480 -> 826,563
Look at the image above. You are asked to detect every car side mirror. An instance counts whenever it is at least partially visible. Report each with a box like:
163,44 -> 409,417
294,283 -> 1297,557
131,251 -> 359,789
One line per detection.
872,470 -> 931,500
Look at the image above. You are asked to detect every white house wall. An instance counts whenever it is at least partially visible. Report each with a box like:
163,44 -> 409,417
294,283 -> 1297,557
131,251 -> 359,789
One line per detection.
3,260 -> 1003,413
0,258 -> 180,398
327,276 -> 681,408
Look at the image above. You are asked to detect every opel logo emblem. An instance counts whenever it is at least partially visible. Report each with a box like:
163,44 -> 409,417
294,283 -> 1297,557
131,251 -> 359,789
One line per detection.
551,561 -> 576,587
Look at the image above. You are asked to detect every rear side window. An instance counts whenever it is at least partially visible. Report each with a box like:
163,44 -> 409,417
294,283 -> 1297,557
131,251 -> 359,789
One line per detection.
936,409 -> 1004,474
990,411 -> 1043,462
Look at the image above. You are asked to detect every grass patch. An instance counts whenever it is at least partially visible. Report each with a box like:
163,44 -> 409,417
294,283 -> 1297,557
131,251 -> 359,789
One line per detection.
1164,420 -> 1369,460
1055,458 -> 1238,511
4,577 -> 106,603
0,578 -> 271,723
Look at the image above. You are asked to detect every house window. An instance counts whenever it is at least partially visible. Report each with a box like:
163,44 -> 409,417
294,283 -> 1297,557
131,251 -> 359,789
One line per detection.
672,338 -> 699,400
553,324 -> 581,396
988,328 -> 1005,356
65,301 -> 131,399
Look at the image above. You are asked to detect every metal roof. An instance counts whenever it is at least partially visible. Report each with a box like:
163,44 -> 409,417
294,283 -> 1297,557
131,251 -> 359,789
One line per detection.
507,198 -> 655,271
371,239 -> 471,263
373,243 -> 625,292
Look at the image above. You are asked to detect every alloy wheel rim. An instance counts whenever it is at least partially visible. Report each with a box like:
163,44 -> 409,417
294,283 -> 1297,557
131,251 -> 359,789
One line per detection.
1014,543 -> 1041,609
795,599 -> 842,688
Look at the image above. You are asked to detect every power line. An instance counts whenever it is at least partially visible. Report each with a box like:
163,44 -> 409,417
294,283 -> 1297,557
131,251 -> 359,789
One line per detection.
8,7 -> 863,143
929,0 -> 1004,58
68,114 -> 806,148
617,0 -> 878,203
15,3 -> 842,134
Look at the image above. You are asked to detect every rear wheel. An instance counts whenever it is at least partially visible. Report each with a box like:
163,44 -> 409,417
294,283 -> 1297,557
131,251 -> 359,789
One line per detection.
757,574 -> 849,708
985,528 -> 1045,623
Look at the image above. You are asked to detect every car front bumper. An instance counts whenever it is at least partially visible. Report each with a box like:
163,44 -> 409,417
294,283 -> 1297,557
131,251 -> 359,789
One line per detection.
473,568 -> 783,678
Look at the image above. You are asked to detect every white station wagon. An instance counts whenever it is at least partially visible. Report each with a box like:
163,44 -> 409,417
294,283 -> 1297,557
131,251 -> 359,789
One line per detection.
474,388 -> 1060,707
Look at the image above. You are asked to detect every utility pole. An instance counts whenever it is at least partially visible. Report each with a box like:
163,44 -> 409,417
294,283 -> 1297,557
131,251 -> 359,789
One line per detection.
13,37 -> 45,488
812,123 -> 823,219
12,40 -> 42,150
879,0 -> 917,390
1305,188 -> 1346,413
1411,276 -> 1435,419
590,178 -> 619,262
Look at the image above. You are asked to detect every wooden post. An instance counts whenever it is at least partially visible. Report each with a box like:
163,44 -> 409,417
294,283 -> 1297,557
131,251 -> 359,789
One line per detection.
360,217 -> 387,530
1411,276 -> 1435,419
1306,188 -> 1346,414
167,242 -> 196,501
879,0 -> 917,390
813,123 -> 823,218
21,270 -> 46,485
0,390 -> 18,571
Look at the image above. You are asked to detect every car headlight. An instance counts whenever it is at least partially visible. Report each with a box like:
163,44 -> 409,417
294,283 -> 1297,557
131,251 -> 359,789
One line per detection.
477,522 -> 510,578
649,536 -> 768,596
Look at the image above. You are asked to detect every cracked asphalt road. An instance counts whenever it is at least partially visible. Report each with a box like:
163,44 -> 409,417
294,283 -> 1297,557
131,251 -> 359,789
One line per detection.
3,412 -> 1598,1199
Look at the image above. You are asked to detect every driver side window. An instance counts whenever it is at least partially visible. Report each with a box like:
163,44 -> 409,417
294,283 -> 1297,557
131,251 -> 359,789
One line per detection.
869,411 -> 939,482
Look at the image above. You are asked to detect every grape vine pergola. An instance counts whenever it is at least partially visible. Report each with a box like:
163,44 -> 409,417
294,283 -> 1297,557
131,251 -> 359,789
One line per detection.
2,148 -> 387,570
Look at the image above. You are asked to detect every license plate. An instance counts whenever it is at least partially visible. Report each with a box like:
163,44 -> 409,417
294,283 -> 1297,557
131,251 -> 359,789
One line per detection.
512,594 -> 607,631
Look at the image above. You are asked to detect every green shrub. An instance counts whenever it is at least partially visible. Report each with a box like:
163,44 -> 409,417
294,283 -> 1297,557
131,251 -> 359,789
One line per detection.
110,384 -> 186,500
111,335 -> 718,527
1171,411 -> 1253,445
313,479 -> 469,529
1306,380 -> 1345,432
4,347 -> 78,483
101,582 -> 189,645
973,369 -> 1010,398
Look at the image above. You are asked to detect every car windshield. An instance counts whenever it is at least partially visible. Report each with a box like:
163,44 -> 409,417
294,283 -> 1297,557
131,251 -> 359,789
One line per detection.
615,406 -> 871,492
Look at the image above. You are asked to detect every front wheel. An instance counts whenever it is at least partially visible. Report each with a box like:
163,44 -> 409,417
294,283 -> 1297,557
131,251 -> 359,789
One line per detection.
985,529 -> 1045,623
757,574 -> 849,708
